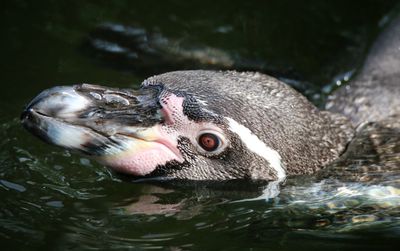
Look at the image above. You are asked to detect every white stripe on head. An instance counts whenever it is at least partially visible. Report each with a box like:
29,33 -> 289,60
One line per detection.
226,117 -> 286,181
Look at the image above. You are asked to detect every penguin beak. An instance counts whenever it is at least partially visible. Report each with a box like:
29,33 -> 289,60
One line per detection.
21,84 -> 183,176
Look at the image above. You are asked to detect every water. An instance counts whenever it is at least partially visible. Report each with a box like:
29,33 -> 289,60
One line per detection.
1,1 -> 400,250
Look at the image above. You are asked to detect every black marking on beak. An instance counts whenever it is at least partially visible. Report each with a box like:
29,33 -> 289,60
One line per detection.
73,84 -> 165,127
21,84 -> 168,157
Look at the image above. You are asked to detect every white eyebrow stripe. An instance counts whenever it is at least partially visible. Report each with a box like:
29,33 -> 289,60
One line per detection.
226,117 -> 286,181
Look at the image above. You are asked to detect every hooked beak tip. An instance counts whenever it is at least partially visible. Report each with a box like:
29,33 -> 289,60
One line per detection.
22,85 -> 92,121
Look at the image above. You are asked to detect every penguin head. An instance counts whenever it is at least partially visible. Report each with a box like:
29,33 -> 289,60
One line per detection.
21,70 -> 353,181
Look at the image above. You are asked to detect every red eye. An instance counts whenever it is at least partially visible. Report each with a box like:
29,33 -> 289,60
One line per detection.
198,133 -> 220,152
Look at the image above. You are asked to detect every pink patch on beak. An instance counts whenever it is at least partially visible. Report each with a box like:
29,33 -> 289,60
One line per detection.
98,139 -> 183,176
97,94 -> 187,176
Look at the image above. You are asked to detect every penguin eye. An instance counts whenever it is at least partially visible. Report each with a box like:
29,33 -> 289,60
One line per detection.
198,133 -> 220,152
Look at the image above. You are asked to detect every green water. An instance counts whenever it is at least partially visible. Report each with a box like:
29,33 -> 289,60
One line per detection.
1,1 -> 400,250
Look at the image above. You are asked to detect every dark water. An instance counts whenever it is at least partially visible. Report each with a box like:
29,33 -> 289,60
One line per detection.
1,1 -> 400,250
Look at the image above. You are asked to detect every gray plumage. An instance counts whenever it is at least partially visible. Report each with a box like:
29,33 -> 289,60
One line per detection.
143,71 -> 353,179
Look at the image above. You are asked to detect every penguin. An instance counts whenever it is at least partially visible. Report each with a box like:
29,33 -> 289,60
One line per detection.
20,15 -> 400,182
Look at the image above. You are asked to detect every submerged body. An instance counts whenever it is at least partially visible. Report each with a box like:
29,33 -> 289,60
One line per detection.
21,15 -> 400,183
326,16 -> 400,126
